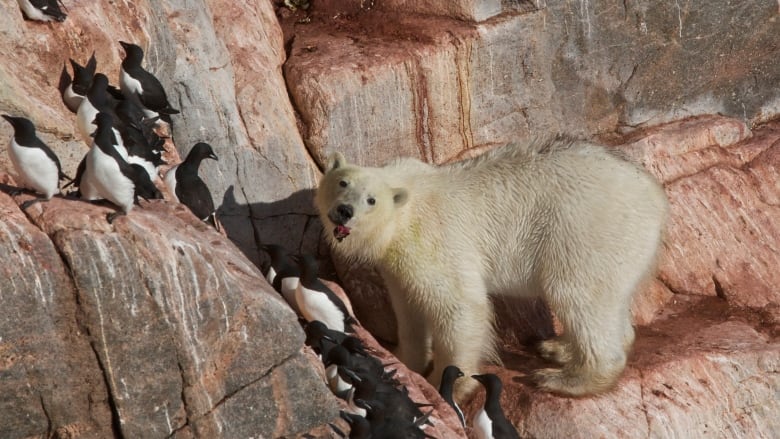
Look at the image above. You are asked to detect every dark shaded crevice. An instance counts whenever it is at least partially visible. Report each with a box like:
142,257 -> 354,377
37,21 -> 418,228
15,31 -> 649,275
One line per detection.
165,358 -> 191,438
188,349 -> 300,425
39,394 -> 53,439
89,341 -> 125,439
280,44 -> 323,173
636,369 -> 653,439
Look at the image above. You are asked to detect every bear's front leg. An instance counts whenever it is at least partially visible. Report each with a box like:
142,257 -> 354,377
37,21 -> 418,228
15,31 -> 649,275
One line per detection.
386,279 -> 432,374
427,288 -> 495,403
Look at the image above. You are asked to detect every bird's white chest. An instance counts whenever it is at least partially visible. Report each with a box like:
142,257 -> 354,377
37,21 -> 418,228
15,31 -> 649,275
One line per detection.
8,139 -> 58,197
295,285 -> 344,332
473,408 -> 493,439
17,0 -> 52,21
126,155 -> 158,181
163,165 -> 179,202
76,100 -> 99,143
87,146 -> 135,211
280,276 -> 301,311
120,68 -> 144,95
63,85 -> 84,111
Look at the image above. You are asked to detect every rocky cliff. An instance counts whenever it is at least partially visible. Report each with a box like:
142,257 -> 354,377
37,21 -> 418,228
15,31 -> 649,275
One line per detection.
1,0 -> 779,438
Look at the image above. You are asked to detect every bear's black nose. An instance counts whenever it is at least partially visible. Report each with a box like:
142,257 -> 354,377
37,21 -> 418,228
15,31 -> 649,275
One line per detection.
335,204 -> 353,223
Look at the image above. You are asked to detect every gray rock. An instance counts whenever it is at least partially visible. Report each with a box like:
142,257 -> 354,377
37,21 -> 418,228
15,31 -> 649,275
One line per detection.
0,191 -> 339,438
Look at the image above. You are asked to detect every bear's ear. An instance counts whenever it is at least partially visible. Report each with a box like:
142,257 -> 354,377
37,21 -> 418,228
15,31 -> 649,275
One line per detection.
326,152 -> 347,172
392,188 -> 409,207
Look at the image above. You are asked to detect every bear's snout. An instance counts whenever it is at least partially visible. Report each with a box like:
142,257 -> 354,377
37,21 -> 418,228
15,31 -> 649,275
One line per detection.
330,204 -> 354,225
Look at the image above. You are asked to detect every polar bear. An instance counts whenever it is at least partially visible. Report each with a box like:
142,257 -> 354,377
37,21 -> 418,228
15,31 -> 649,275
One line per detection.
315,136 -> 668,400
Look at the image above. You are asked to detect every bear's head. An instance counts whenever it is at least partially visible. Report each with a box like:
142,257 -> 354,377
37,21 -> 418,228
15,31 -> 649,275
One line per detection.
316,152 -> 408,258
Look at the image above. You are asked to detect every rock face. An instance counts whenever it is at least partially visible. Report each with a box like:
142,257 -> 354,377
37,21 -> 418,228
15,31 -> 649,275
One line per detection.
0,190 -> 339,438
283,1 -> 780,170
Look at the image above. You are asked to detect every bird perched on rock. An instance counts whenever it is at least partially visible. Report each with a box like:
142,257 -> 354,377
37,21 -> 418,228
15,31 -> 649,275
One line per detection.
439,365 -> 466,429
77,73 -> 123,146
261,244 -> 302,314
164,142 -> 219,229
59,53 -> 97,113
2,115 -> 71,208
293,254 -> 356,333
15,0 -> 67,22
84,113 -> 161,223
340,411 -> 370,439
119,41 -> 180,120
472,374 -> 520,439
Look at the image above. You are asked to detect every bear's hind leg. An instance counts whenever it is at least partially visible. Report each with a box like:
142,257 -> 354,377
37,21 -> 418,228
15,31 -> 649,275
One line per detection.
535,295 -> 629,396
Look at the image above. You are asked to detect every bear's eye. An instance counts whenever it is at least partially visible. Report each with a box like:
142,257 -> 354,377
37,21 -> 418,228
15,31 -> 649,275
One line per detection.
339,180 -> 348,188
367,197 -> 376,206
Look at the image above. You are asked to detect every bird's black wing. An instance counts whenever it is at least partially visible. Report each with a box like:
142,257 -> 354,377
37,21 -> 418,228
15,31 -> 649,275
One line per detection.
137,70 -> 179,114
175,174 -> 215,221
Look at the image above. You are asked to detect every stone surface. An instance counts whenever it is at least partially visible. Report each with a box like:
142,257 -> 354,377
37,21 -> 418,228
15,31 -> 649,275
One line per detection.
0,188 -> 340,438
621,117 -> 780,309
282,2 -> 780,169
462,296 -> 780,439
0,189 -> 114,439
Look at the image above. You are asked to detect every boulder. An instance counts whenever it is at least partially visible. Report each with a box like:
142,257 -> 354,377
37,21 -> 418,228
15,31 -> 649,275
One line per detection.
0,187 -> 340,438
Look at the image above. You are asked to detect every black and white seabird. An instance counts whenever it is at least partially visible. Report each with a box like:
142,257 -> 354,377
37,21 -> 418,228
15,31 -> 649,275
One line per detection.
261,244 -> 302,314
2,115 -> 71,208
119,41 -> 180,119
114,99 -> 166,181
76,73 -> 124,148
16,0 -> 67,22
293,254 -> 356,333
340,410 -> 370,439
59,53 -> 97,113
439,365 -> 466,429
164,142 -> 219,228
84,113 -> 161,223
472,374 -> 520,439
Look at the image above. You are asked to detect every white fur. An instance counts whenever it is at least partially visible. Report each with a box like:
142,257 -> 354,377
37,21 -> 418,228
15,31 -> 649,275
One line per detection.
85,143 -> 135,214
8,138 -> 59,199
316,138 -> 669,399
295,284 -> 346,332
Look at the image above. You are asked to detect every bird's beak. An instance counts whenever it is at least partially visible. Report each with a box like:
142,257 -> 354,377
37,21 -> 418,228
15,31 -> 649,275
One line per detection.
209,153 -> 218,161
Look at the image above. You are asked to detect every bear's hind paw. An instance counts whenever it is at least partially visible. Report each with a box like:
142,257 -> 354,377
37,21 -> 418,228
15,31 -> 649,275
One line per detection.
533,367 -> 619,397
537,338 -> 573,365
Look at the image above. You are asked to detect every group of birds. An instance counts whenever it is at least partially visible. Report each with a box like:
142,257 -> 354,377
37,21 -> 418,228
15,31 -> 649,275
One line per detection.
3,38 -> 219,227
262,245 -> 521,438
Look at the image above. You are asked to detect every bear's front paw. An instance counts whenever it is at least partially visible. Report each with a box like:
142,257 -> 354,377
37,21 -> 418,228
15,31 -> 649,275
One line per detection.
452,375 -> 480,404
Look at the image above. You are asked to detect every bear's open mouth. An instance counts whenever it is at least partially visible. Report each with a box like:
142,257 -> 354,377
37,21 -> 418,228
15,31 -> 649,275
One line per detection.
333,225 -> 351,242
